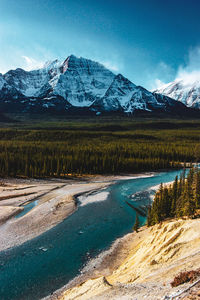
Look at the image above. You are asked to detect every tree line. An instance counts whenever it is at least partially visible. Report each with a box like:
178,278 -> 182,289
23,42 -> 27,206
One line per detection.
147,167 -> 200,226
0,123 -> 199,178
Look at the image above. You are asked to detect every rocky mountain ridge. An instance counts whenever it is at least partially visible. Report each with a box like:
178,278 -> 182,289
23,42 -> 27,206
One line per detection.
155,77 -> 200,109
0,55 -> 193,115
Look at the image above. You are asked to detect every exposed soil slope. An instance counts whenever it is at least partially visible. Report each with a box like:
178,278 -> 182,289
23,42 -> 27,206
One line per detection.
59,218 -> 200,300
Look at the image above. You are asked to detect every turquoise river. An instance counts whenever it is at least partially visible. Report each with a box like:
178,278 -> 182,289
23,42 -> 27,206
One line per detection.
0,169 -> 185,299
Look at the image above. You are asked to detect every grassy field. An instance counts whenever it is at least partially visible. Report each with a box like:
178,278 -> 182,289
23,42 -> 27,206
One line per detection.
0,114 -> 200,177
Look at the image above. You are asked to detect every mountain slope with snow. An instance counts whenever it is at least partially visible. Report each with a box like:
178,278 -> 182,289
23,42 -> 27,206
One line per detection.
154,78 -> 200,108
0,55 -> 197,115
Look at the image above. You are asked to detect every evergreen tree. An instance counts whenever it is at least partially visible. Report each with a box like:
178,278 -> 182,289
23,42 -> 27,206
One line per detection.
147,207 -> 152,227
193,171 -> 200,208
148,167 -> 200,226
183,199 -> 195,217
133,214 -> 139,232
171,176 -> 178,214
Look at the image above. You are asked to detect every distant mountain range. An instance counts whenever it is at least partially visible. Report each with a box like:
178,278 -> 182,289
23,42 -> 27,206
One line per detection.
154,77 -> 200,109
0,55 -> 199,116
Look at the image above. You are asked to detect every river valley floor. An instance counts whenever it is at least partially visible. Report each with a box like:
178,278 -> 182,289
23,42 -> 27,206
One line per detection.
0,173 -> 154,251
0,176 -> 117,251
0,170 -> 188,300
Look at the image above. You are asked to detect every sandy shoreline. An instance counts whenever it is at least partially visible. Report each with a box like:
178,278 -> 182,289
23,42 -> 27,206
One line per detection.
0,172 -> 160,300
46,230 -> 136,300
0,178 -> 116,251
0,172 -> 156,252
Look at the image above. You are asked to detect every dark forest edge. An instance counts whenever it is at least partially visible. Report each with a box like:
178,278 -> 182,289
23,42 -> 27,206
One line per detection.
0,115 -> 200,178
147,166 -> 200,226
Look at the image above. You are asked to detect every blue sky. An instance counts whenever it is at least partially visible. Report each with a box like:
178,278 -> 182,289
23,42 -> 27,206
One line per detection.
0,0 -> 200,89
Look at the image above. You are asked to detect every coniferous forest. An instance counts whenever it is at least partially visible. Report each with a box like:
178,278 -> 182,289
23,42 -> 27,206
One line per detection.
147,167 -> 200,226
0,116 -> 200,178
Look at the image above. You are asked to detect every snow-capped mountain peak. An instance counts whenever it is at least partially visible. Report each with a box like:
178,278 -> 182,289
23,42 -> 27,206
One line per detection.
0,55 -> 193,115
0,74 -> 6,90
154,77 -> 200,108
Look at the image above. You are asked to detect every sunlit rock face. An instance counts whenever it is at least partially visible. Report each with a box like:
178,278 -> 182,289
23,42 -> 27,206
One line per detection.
52,55 -> 115,107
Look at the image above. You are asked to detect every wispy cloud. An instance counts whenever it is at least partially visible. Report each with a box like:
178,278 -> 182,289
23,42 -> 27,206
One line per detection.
149,61 -> 175,90
152,46 -> 200,90
101,61 -> 119,72
176,46 -> 200,84
153,79 -> 168,89
21,55 -> 43,70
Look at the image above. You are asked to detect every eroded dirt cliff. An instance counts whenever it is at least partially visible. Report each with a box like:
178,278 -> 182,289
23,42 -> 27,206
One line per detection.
59,218 -> 200,300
